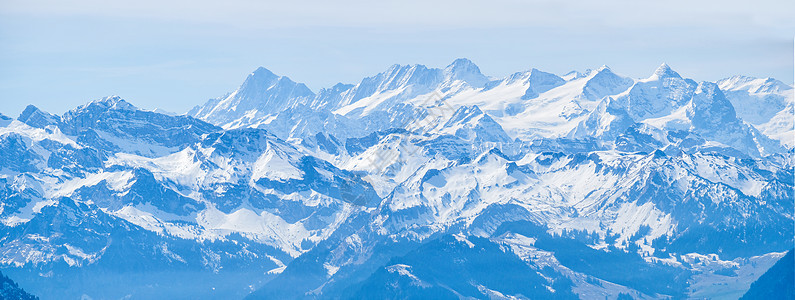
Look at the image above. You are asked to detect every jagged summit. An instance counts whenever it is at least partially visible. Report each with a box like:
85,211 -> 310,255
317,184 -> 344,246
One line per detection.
651,63 -> 682,79
2,60 -> 794,300
718,75 -> 793,94
84,95 -> 138,111
580,65 -> 634,100
239,67 -> 313,98
521,68 -> 565,99
189,66 -> 315,125
17,104 -> 61,128
588,65 -> 620,78
444,58 -> 488,87
240,67 -> 311,95
446,58 -> 479,70
250,66 -> 277,78
528,67 -> 544,74
18,104 -> 45,119
58,96 -> 140,125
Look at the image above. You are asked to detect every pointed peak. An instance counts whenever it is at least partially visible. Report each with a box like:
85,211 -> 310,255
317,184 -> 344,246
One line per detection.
386,63 -> 403,71
520,69 -> 565,100
524,68 -> 565,85
651,63 -> 681,79
18,104 -> 60,128
587,65 -> 624,81
590,65 -> 620,77
527,68 -> 561,78
251,66 -> 277,77
447,58 -> 478,69
478,147 -> 511,163
239,66 -> 313,96
242,67 -> 280,86
442,105 -> 489,130
453,105 -> 485,116
20,104 -> 44,115
388,63 -> 424,71
444,58 -> 487,87
379,63 -> 432,78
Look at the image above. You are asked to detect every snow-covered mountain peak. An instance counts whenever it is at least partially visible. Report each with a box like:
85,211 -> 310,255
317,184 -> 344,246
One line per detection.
584,65 -> 625,83
248,66 -> 278,81
527,67 -> 561,79
239,67 -> 313,99
689,81 -> 737,125
326,63 -> 446,116
444,58 -> 488,87
585,65 -> 621,81
189,67 -> 315,127
694,81 -> 724,97
714,75 -> 793,147
380,63 -> 442,88
447,58 -> 477,67
612,66 -> 696,121
750,77 -> 791,94
650,63 -> 682,80
84,96 -> 138,112
60,96 -> 140,123
17,105 -> 61,129
579,65 -> 634,101
561,70 -> 586,81
718,75 -> 793,94
346,63 -> 442,100
437,105 -> 513,143
520,68 -> 566,99
238,67 -> 314,101
4,62 -> 795,300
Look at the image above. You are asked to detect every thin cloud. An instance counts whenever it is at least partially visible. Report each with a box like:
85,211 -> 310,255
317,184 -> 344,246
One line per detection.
2,0 -> 792,34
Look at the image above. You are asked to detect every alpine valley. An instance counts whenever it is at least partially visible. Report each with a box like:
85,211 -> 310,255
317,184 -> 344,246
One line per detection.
1,59 -> 792,299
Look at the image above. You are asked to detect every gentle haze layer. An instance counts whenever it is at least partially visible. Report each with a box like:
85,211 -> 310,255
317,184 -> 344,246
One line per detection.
1,0 -> 792,116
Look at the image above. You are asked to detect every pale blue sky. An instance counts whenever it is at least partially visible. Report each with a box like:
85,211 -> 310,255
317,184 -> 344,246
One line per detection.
1,0 -> 793,116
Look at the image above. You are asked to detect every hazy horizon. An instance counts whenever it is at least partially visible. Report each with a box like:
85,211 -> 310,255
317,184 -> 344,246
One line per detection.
1,0 -> 793,116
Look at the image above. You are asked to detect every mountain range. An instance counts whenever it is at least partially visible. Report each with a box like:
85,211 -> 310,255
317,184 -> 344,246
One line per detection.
0,59 -> 792,299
